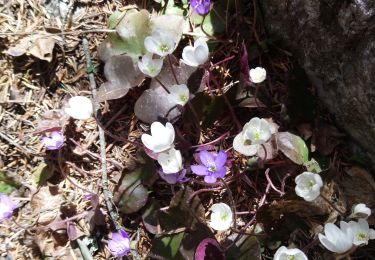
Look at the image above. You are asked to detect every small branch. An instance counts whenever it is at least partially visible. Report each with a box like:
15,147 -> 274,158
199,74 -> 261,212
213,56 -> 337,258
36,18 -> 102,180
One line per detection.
0,28 -> 116,36
319,194 -> 346,216
0,132 -> 36,156
82,38 -> 121,230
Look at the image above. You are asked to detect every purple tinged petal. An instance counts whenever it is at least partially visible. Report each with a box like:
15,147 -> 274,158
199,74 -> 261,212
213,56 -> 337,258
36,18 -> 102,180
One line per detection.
0,194 -> 17,221
213,166 -> 226,179
191,165 -> 208,176
108,230 -> 130,257
214,151 -> 227,168
190,0 -> 211,15
199,150 -> 215,167
204,175 -> 217,183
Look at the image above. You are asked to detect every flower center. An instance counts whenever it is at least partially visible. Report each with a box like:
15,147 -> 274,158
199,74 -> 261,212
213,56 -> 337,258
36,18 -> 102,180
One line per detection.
358,232 -> 367,241
287,256 -> 296,260
307,180 -> 316,189
148,65 -> 156,74
220,212 -> 229,222
208,164 -> 217,172
159,43 -> 170,53
179,94 -> 187,102
254,131 -> 261,141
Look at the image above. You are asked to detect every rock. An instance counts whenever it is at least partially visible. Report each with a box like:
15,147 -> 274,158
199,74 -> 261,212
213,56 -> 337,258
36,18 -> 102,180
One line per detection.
261,0 -> 375,157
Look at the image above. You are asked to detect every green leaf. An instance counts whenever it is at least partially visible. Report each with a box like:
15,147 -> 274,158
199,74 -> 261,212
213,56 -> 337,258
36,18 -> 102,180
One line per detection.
32,163 -> 54,186
0,182 -> 13,194
304,158 -> 322,173
116,9 -> 151,58
150,232 -> 185,259
277,132 -> 309,165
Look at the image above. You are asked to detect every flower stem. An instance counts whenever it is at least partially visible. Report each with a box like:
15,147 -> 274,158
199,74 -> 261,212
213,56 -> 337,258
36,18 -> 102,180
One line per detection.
168,54 -> 179,85
319,194 -> 346,216
220,178 -> 237,230
155,77 -> 170,94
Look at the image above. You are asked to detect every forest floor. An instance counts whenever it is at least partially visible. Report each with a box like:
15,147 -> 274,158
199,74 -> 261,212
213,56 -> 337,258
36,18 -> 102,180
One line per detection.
0,0 -> 375,259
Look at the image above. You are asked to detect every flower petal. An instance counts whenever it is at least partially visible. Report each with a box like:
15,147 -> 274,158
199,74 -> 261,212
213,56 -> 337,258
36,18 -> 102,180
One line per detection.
214,151 -> 227,168
199,150 -> 215,167
191,165 -> 208,176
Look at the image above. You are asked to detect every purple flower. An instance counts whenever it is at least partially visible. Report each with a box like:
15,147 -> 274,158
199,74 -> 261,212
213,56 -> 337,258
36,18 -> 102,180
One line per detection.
41,131 -> 64,150
191,150 -> 227,183
159,169 -> 190,184
108,230 -> 131,257
0,194 -> 17,221
190,0 -> 211,15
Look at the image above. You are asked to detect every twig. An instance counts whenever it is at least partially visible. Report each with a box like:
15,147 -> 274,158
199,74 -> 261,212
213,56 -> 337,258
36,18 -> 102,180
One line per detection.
0,131 -> 36,156
82,38 -> 121,230
0,29 -> 116,36
319,194 -> 346,216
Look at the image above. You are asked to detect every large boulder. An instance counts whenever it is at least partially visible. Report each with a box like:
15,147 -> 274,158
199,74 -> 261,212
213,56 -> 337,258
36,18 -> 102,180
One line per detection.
261,0 -> 375,157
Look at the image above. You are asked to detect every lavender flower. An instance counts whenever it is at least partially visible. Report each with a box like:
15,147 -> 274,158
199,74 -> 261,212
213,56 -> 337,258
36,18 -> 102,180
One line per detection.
190,0 -> 211,15
108,230 -> 131,257
0,194 -> 17,221
191,150 -> 227,183
159,169 -> 190,184
41,131 -> 64,150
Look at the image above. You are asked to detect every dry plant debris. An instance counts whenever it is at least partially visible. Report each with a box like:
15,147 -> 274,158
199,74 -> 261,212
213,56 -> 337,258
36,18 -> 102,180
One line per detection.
0,0 -> 374,259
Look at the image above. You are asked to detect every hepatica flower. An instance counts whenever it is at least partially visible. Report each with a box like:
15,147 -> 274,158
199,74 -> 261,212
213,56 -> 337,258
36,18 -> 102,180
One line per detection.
348,219 -> 375,246
167,84 -> 190,106
157,148 -> 183,174
319,222 -> 354,254
65,96 -> 93,120
295,172 -> 323,201
233,117 -> 276,157
141,122 -> 175,153
191,150 -> 227,183
190,0 -> 211,15
0,194 -> 17,221
41,131 -> 64,150
350,203 -> 371,219
249,67 -> 266,83
107,230 -> 131,257
274,246 -> 308,260
209,203 -> 232,231
138,53 -> 163,78
181,38 -> 209,67
144,28 -> 175,57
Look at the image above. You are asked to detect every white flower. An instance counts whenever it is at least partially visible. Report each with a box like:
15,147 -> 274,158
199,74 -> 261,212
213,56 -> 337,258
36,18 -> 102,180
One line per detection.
138,53 -> 163,78
141,122 -> 175,153
348,219 -> 375,246
249,67 -> 266,83
144,28 -> 175,57
233,117 -> 275,156
209,203 -> 233,231
350,203 -> 371,219
181,38 -> 209,67
295,172 -> 323,201
167,84 -> 190,106
157,148 -> 183,174
318,222 -> 354,254
273,246 -> 308,260
64,96 -> 93,120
